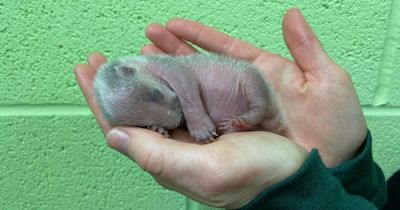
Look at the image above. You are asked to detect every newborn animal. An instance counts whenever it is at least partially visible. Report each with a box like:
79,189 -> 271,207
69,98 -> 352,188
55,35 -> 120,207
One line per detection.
94,53 -> 283,144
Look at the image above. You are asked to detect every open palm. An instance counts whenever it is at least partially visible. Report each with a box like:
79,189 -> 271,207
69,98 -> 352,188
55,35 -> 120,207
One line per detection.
141,8 -> 367,167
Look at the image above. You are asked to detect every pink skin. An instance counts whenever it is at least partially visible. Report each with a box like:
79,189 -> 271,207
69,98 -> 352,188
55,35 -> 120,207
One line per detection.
94,53 -> 281,143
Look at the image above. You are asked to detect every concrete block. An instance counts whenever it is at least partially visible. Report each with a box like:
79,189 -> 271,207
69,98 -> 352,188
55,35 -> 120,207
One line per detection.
0,0 -> 390,105
0,115 -> 185,209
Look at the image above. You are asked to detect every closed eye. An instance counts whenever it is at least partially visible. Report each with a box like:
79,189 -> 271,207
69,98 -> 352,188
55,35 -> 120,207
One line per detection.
145,89 -> 164,103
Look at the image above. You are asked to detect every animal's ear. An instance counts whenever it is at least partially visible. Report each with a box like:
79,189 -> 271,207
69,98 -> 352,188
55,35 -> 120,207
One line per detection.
117,65 -> 136,77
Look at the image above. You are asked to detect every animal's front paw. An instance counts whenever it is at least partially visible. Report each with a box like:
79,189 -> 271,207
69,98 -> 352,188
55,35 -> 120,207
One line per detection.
147,125 -> 171,138
219,116 -> 252,134
188,119 -> 218,144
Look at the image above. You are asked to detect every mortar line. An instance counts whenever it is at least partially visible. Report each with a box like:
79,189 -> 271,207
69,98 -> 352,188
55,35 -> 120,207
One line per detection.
373,0 -> 400,106
0,104 -> 400,116
0,104 -> 91,116
362,105 -> 400,116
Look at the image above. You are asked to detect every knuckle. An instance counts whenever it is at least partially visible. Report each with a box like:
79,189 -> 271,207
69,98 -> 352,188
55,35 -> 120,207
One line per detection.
140,148 -> 165,176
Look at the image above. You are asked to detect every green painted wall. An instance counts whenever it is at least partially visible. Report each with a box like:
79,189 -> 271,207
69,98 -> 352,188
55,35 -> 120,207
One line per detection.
0,0 -> 398,209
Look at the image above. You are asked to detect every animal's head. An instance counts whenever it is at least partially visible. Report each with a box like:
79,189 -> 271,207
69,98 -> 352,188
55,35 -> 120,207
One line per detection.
94,57 -> 183,129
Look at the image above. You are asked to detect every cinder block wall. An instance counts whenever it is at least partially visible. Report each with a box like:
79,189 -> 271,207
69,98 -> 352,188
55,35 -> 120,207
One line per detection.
0,0 -> 398,209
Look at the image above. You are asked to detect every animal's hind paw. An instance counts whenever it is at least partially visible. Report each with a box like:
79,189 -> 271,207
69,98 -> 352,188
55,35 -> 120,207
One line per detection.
219,116 -> 252,134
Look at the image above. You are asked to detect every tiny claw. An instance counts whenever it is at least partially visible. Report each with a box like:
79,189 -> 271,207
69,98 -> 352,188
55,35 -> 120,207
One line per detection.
212,131 -> 219,136
198,139 -> 207,145
146,125 -> 170,138
163,132 -> 171,138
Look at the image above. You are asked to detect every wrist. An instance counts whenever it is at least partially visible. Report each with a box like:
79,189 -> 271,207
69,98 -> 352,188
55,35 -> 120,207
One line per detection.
323,126 -> 368,167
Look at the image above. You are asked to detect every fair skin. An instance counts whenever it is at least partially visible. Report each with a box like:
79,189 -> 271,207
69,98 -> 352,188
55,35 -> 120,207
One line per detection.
74,8 -> 367,209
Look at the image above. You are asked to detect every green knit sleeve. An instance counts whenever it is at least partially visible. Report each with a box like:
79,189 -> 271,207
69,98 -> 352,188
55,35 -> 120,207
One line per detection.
238,132 -> 384,210
330,131 -> 387,208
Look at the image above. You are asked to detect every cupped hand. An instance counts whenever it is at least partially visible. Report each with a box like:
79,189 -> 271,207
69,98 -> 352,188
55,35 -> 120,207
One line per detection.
142,8 -> 367,167
73,7 -> 367,208
74,39 -> 307,209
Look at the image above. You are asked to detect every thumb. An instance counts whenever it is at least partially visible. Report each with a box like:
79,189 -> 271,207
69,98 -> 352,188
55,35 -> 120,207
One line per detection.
282,8 -> 332,72
106,127 -> 198,178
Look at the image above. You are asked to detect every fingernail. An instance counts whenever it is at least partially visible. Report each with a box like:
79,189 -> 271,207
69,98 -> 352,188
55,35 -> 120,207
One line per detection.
106,129 -> 129,154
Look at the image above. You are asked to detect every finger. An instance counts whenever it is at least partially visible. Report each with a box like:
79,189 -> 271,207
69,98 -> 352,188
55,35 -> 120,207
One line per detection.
282,8 -> 332,73
146,23 -> 197,55
88,52 -> 107,70
106,127 -> 204,178
166,18 -> 278,63
140,44 -> 166,55
74,63 -> 112,134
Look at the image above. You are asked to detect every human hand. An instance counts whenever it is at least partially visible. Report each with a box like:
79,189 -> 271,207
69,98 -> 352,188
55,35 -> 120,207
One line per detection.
74,55 -> 307,208
142,8 -> 367,167
74,7 -> 366,208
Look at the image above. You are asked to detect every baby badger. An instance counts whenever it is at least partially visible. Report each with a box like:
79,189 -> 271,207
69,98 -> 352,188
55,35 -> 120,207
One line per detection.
94,53 -> 283,144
